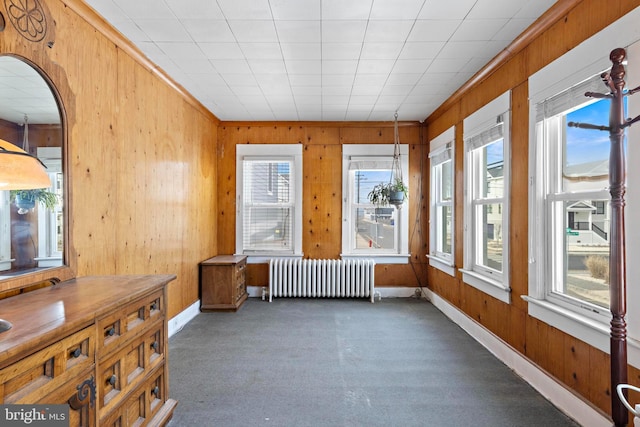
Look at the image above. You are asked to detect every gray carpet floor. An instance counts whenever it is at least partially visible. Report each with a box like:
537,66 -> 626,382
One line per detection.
167,298 -> 580,427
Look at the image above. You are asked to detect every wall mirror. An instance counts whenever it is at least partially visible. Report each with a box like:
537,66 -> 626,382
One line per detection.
0,55 -> 66,286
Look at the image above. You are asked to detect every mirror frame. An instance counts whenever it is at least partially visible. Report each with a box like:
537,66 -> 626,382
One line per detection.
0,53 -> 75,293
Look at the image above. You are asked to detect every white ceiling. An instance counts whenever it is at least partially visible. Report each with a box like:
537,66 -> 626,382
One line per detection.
1,0 -> 558,124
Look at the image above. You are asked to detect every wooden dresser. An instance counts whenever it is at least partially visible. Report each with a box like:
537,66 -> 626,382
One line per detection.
200,255 -> 248,311
0,275 -> 178,427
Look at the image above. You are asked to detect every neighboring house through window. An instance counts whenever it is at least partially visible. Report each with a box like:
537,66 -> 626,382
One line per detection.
236,144 -> 303,261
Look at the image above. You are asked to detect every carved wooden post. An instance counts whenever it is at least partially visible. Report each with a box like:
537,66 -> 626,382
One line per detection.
568,47 -> 640,427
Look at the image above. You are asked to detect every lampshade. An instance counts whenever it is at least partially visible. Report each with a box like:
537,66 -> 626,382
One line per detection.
0,138 -> 51,190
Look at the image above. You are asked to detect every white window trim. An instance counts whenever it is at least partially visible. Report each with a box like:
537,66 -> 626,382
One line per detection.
236,144 -> 303,262
341,144 -> 409,264
462,91 -> 511,304
428,126 -> 455,276
527,6 -> 640,367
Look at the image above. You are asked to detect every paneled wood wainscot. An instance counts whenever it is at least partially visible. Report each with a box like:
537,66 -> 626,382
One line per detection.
0,275 -> 177,426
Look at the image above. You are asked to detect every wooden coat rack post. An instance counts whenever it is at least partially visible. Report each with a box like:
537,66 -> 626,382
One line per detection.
568,47 -> 640,427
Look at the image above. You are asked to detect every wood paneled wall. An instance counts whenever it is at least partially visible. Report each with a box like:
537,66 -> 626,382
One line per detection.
425,0 -> 640,417
216,122 -> 430,289
0,0 -> 218,319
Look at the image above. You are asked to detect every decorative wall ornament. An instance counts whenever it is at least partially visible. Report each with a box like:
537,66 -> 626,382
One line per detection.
4,0 -> 47,42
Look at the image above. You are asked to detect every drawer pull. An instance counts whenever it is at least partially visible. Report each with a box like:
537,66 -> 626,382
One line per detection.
108,375 -> 117,386
106,327 -> 116,337
69,376 -> 96,410
151,341 -> 159,351
151,386 -> 160,397
150,301 -> 158,311
71,348 -> 82,358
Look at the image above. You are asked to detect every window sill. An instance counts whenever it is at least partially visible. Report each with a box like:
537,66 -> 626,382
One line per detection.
426,255 -> 455,276
241,254 -> 303,264
341,254 -> 409,264
460,268 -> 510,304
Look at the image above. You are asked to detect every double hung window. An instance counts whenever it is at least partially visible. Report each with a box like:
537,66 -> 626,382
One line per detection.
236,145 -> 302,259
428,126 -> 455,275
462,91 -> 511,303
342,144 -> 409,262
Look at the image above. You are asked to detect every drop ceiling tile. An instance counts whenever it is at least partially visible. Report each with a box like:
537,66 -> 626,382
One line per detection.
321,0 -> 373,20
322,60 -> 358,74
255,74 -> 291,88
351,85 -> 384,96
211,59 -> 252,74
436,41 -> 491,59
216,0 -> 272,19
323,94 -> 350,104
322,86 -> 351,96
360,42 -> 404,60
408,20 -> 462,42
200,43 -> 245,60
113,0 -> 174,19
492,18 -> 534,41
228,20 -> 278,43
321,21 -> 367,43
353,73 -> 388,86
177,58 -> 217,74
136,19 -> 192,42
426,57 -> 471,73
349,95 -> 379,105
248,59 -> 287,74
418,0 -> 476,19
322,43 -> 362,60
386,73 -> 423,86
221,73 -> 257,86
285,60 -> 322,74
281,43 -> 321,60
289,74 -> 322,86
357,59 -> 395,74
182,20 -> 235,42
369,0 -> 425,20
468,0 -> 524,19
240,43 -> 283,60
322,74 -> 355,86
450,19 -> 508,41
155,42 -> 206,59
345,111 -> 372,121
270,0 -> 321,20
165,0 -> 225,19
231,85 -> 263,96
364,20 -> 414,42
292,86 -> 321,96
275,21 -> 321,43
398,42 -> 444,60
391,59 -> 432,74
294,95 -> 322,105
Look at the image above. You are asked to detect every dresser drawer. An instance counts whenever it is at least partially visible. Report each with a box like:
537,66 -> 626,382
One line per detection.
97,291 -> 164,357
0,326 -> 95,404
99,363 -> 169,427
97,320 -> 165,417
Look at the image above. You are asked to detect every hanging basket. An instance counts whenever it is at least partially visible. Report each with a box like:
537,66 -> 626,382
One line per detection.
389,190 -> 405,207
14,193 -> 36,214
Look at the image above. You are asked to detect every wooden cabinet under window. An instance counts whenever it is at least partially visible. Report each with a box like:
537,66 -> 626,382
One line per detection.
200,255 -> 248,311
0,275 -> 177,427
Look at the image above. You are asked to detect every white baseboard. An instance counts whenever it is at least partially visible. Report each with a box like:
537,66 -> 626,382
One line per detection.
168,300 -> 200,338
422,288 -> 611,427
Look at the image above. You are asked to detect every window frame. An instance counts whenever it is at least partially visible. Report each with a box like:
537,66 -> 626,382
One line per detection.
236,144 -> 303,262
428,126 -> 455,276
527,7 -> 640,366
462,91 -> 511,304
341,144 -> 409,264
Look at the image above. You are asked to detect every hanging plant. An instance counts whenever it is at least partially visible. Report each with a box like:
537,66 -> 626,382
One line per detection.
367,112 -> 408,208
10,189 -> 58,214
